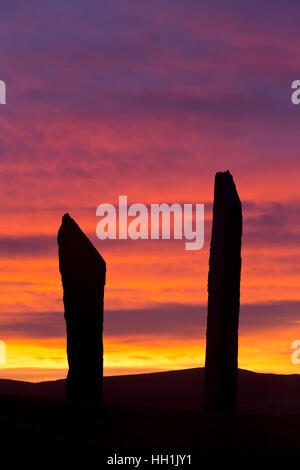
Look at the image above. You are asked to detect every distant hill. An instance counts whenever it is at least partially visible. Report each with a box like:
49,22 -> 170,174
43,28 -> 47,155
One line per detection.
1,368 -> 300,460
1,367 -> 300,415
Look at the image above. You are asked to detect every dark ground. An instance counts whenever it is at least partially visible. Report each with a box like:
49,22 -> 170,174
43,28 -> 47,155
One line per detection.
1,368 -> 300,465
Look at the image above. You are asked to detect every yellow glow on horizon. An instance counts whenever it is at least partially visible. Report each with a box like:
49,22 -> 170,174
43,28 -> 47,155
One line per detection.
0,326 -> 299,382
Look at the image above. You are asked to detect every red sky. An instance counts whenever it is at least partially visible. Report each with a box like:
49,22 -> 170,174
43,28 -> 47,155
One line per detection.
0,1 -> 300,381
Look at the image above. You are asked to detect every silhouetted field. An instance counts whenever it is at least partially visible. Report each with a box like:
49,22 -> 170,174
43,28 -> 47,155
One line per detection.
1,368 -> 300,414
1,368 -> 300,464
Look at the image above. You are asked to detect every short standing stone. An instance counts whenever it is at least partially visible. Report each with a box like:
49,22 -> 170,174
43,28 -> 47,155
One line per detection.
58,213 -> 106,402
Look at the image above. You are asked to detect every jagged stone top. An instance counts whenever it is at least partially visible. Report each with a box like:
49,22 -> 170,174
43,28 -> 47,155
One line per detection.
214,170 -> 241,209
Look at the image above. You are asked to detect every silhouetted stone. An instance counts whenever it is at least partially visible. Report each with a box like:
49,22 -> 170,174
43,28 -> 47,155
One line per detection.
58,213 -> 106,402
204,171 -> 242,413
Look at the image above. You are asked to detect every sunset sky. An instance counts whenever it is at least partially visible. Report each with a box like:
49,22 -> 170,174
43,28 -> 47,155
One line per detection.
1,0 -> 300,381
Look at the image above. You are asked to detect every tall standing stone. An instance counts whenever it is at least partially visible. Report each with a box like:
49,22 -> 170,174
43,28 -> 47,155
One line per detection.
204,171 -> 242,413
58,213 -> 106,402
